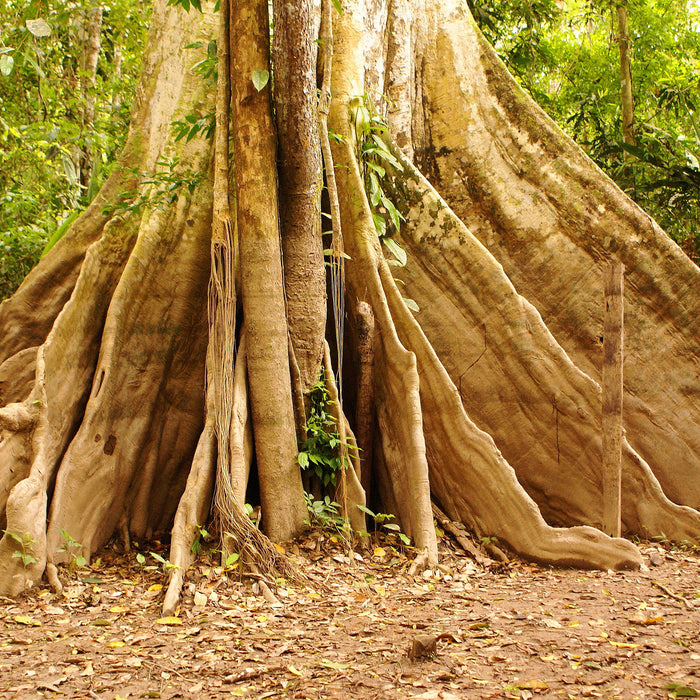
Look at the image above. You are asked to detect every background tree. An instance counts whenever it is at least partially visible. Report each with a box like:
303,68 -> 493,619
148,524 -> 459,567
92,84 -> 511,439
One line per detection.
0,0 -> 699,613
471,0 -> 700,259
0,0 -> 149,298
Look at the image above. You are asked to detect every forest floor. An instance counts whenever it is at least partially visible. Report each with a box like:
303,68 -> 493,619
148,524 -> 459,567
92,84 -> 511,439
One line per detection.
0,527 -> 699,700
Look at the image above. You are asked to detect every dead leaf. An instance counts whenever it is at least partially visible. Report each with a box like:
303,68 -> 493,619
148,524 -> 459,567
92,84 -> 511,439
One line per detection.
13,615 -> 40,627
155,616 -> 182,626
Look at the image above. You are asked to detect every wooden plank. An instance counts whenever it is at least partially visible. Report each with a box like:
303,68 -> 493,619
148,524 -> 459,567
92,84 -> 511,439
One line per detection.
602,261 -> 624,538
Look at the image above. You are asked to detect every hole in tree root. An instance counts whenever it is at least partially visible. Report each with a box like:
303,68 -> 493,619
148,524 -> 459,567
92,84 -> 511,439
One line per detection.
103,435 -> 117,455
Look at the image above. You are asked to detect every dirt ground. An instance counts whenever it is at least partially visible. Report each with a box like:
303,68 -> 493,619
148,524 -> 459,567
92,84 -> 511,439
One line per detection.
1,529 -> 699,700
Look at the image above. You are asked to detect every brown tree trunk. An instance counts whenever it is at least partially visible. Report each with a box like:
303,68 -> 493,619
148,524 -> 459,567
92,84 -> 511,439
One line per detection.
229,0 -> 307,542
616,4 -> 636,148
80,6 -> 104,193
272,0 -> 326,409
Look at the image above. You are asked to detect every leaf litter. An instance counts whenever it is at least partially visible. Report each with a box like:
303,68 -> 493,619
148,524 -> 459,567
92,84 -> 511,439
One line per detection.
0,529 -> 699,699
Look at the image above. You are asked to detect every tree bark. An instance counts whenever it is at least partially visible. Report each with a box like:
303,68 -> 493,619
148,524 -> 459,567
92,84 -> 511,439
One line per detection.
272,0 -> 325,404
602,261 -> 624,538
80,6 -> 104,192
616,4 -> 636,148
229,0 -> 307,542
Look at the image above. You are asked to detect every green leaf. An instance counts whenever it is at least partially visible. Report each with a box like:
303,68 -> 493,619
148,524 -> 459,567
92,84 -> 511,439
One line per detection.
331,0 -> 343,14
372,212 -> 386,236
383,523 -> 400,531
41,210 -> 80,258
371,134 -> 403,171
136,553 -> 146,564
251,69 -> 270,92
665,682 -> 697,698
0,54 -> 14,76
381,196 -> 404,232
398,533 -> 411,545
365,161 -> 386,178
297,451 -> 309,469
26,18 -> 51,37
225,552 -> 240,566
356,504 -> 375,517
382,236 -> 407,267
403,297 -> 420,312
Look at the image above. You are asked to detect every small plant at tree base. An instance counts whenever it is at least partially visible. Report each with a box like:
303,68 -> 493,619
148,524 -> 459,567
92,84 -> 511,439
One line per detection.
134,551 -> 180,573
4,530 -> 38,567
297,373 -> 349,488
190,525 -> 211,555
356,505 -> 411,545
149,552 -> 180,574
223,551 -> 240,568
58,529 -> 87,572
304,493 -> 344,529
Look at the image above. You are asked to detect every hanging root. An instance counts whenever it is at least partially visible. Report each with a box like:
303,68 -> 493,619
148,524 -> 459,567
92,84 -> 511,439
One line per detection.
321,342 -> 366,534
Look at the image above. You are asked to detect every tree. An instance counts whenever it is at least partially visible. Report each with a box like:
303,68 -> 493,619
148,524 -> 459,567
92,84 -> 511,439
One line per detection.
479,0 -> 700,260
0,0 -> 149,298
1,0 -> 699,610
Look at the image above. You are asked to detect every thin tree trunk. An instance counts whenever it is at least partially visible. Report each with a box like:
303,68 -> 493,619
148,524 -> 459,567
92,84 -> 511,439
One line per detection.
80,6 -> 104,193
272,0 -> 325,406
112,44 -> 123,111
602,261 -> 624,538
229,0 -> 307,542
616,4 -> 635,148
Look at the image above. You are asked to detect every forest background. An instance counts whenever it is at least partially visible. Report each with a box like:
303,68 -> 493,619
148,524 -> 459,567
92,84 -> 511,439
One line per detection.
1,0 -> 700,301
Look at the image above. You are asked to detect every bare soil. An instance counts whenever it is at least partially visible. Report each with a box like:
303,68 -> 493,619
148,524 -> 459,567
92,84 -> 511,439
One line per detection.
1,531 -> 699,699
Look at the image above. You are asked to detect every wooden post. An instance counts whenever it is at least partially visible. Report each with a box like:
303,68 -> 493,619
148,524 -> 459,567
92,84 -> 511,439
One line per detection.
602,261 -> 624,538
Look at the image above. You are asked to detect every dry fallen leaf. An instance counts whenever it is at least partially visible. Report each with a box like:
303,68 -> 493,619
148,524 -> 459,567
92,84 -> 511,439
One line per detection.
13,615 -> 41,627
155,616 -> 182,626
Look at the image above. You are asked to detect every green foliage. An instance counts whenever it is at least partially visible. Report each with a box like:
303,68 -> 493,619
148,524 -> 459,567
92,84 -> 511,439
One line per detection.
101,158 -> 204,218
352,95 -> 408,266
304,493 -> 344,527
58,529 -> 87,572
4,530 -> 38,567
149,551 -> 180,573
297,372 -> 348,488
472,0 -> 700,259
190,525 -> 210,555
356,505 -> 411,545
166,0 -> 203,12
0,0 -> 149,299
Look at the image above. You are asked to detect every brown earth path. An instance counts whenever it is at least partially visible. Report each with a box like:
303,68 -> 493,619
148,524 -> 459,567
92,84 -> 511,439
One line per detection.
1,531 -> 698,699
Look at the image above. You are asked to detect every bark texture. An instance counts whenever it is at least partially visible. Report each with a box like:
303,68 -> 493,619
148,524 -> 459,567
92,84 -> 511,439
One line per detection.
229,0 -> 307,542
272,0 -> 326,403
0,0 -> 699,599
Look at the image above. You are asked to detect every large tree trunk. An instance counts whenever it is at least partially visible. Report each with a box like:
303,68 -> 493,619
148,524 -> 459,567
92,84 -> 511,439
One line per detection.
1,0 -> 699,601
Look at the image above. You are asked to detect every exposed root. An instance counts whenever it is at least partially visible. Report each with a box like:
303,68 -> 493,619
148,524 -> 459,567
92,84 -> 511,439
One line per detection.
432,503 -> 494,567
0,347 -> 38,406
408,551 -> 430,577
381,143 -> 700,549
46,563 -> 62,595
0,403 -> 37,433
162,381 -> 217,617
